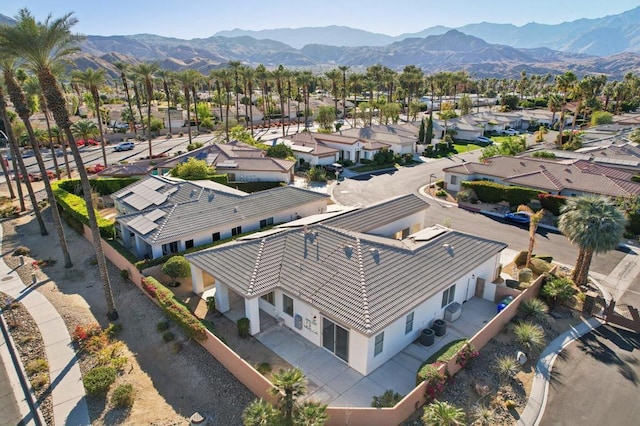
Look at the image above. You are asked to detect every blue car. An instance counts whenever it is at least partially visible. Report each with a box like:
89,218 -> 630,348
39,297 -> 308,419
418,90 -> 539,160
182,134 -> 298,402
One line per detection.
504,211 -> 531,224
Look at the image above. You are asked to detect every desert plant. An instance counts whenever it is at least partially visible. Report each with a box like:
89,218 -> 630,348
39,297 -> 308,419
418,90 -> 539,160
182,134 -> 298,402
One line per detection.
418,363 -> 447,398
13,246 -> 30,256
519,298 -> 549,320
31,374 -> 49,390
436,189 -> 448,198
371,389 -> 403,408
513,321 -> 546,356
529,257 -> 552,275
111,383 -> 135,408
541,276 -> 576,309
25,358 -> 48,375
163,331 -> 175,343
471,404 -> 495,426
83,366 -> 117,395
255,362 -> 272,375
495,355 -> 521,382
119,269 -> 130,282
237,317 -> 250,338
513,250 -> 528,266
518,268 -> 533,283
422,400 -> 466,426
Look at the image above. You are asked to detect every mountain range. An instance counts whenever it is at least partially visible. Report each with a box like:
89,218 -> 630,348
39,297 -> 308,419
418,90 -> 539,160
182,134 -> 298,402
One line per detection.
1,8 -> 640,79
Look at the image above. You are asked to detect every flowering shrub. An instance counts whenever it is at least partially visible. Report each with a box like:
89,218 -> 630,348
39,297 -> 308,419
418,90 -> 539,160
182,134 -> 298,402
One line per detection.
418,362 -> 448,399
141,277 -> 158,298
455,343 -> 480,369
72,323 -> 102,343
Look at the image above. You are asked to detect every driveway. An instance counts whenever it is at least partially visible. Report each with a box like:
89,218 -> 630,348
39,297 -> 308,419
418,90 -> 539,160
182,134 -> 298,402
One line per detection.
540,324 -> 640,426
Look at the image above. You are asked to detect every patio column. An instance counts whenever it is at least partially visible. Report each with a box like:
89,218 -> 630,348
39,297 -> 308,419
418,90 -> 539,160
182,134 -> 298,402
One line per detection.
151,245 -> 162,259
216,281 -> 230,313
121,224 -> 131,247
191,265 -> 204,293
134,235 -> 145,259
244,297 -> 260,336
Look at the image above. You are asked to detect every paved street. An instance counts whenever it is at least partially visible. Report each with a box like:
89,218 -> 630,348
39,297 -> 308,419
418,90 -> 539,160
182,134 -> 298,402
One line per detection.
540,324 -> 640,426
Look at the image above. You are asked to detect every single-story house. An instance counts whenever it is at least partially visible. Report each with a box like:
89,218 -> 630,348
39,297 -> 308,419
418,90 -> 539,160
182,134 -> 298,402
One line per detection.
442,155 -> 640,198
112,175 -> 328,259
281,132 -> 376,164
338,124 -> 418,155
156,141 -> 295,184
96,160 -> 156,178
530,142 -> 640,173
187,194 -> 506,375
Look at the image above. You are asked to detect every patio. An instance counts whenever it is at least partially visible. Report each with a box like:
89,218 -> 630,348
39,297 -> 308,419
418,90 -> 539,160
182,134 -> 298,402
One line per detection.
223,293 -> 497,407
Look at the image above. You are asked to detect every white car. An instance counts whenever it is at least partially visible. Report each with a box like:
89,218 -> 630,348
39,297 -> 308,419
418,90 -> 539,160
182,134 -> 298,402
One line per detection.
503,129 -> 519,136
114,142 -> 135,152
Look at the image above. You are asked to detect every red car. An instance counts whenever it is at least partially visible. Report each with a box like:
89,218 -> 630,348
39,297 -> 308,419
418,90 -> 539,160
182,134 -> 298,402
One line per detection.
85,164 -> 106,174
76,139 -> 100,147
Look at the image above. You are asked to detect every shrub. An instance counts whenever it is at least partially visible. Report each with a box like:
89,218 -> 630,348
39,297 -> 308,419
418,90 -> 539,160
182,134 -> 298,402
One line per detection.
371,389 -> 403,408
119,269 -> 130,282
513,321 -> 546,356
306,166 -> 327,182
533,254 -> 553,263
161,255 -> 191,287
436,189 -> 448,198
83,366 -> 117,395
435,180 -> 445,189
518,268 -> 533,283
418,363 -> 448,399
471,405 -> 495,426
25,359 -> 48,376
455,343 -> 479,369
237,317 -> 250,338
519,298 -> 549,320
255,362 -> 272,375
51,180 -> 115,238
13,246 -> 30,256
111,383 -> 135,408
538,193 -> 567,216
206,296 -> 216,312
495,355 -> 520,382
163,331 -> 175,343
157,321 -> 169,332
529,258 -> 552,275
31,374 -> 49,390
541,276 -> 576,309
423,400 -> 466,425
513,250 -> 528,266
461,181 -> 545,207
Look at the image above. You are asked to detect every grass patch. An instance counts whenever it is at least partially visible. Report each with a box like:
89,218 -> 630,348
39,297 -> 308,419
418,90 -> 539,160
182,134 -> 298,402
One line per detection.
453,143 -> 483,152
416,339 -> 467,375
350,163 -> 397,173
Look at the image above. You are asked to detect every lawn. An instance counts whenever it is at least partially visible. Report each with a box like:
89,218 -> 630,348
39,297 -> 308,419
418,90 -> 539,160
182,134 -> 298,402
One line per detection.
453,143 -> 483,153
491,135 -> 526,144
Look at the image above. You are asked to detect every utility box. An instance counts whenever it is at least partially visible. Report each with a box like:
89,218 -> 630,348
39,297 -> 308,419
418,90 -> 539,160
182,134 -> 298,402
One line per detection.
444,302 -> 462,322
294,314 -> 302,330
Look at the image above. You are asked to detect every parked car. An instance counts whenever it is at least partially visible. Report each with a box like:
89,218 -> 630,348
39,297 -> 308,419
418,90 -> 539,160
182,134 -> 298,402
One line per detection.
76,139 -> 100,147
324,163 -> 344,174
475,136 -> 493,146
113,142 -> 135,152
503,129 -> 519,136
504,211 -> 531,225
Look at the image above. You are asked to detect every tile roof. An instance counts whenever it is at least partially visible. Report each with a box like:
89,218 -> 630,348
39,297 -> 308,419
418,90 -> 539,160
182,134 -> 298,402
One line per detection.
338,124 -> 418,145
187,224 -> 506,335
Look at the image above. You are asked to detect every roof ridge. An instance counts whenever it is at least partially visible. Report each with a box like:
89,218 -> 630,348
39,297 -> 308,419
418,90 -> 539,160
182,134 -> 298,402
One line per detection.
355,238 -> 371,332
246,238 -> 266,296
150,204 -> 177,243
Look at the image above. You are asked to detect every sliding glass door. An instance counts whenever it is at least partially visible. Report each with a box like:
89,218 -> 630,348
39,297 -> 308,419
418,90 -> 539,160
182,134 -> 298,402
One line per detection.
322,317 -> 349,362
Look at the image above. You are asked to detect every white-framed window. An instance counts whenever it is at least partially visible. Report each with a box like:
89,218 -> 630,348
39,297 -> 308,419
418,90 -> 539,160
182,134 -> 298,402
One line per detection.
450,175 -> 457,185
441,284 -> 456,308
261,292 -> 274,305
405,312 -> 414,334
231,226 -> 242,236
374,332 -> 384,356
260,217 -> 274,228
283,294 -> 294,316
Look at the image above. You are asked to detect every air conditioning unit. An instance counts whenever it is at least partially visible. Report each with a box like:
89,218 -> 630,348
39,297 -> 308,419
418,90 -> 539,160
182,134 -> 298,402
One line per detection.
444,302 -> 462,322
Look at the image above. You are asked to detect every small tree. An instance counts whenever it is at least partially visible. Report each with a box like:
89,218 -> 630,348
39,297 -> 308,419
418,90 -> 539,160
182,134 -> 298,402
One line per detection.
316,105 -> 336,131
170,157 -> 215,180
591,111 -> 613,126
161,256 -> 191,287
267,143 -> 295,160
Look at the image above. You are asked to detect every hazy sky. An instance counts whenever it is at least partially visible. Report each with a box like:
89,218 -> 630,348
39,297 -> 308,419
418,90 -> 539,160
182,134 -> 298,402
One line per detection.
3,0 -> 639,39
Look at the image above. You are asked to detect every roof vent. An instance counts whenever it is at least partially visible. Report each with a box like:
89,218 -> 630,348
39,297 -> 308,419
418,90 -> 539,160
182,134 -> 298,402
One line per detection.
208,192 -> 215,202
443,243 -> 451,249
234,206 -> 239,213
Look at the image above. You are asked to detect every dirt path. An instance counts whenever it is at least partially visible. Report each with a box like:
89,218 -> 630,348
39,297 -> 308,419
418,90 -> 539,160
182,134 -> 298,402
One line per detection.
2,208 -> 253,425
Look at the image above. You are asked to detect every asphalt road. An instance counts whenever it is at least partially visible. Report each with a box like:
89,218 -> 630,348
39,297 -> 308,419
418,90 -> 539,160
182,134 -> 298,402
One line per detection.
540,324 -> 640,426
333,152 -> 626,277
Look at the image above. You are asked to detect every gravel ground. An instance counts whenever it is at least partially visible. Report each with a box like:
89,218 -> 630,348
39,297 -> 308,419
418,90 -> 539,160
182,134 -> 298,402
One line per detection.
2,208 -> 255,425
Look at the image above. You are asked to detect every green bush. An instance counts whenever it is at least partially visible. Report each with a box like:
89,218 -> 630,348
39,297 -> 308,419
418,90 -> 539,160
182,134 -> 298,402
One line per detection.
435,180 -> 445,189
461,181 -> 545,207
237,317 -> 250,338
529,258 -> 552,275
371,389 -> 403,408
51,180 -> 115,238
541,276 -> 576,309
436,189 -> 448,197
83,366 -> 117,395
513,250 -> 528,267
255,362 -> 272,375
519,298 -> 549,320
533,254 -> 553,263
518,268 -> 533,283
120,269 -> 130,282
25,359 -> 48,375
538,194 -> 567,216
58,177 -> 139,196
495,355 -> 520,383
111,383 -> 135,408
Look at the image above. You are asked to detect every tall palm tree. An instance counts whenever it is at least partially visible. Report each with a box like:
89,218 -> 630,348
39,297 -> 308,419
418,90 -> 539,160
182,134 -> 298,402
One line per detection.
174,69 -> 200,144
269,368 -> 307,426
228,60 -> 242,122
2,61 -> 73,266
215,68 -> 233,140
324,69 -> 341,119
422,400 -> 466,426
72,67 -> 108,165
240,65 -> 256,134
50,126 -> 72,177
155,68 -> 174,134
1,9 -> 119,320
114,61 -> 135,133
554,71 -> 577,146
0,143 -> 15,199
296,71 -> 313,131
272,65 -> 288,136
547,94 -> 562,126
338,65 -> 350,124
133,62 -> 159,157
558,196 -> 626,287
129,72 -> 146,137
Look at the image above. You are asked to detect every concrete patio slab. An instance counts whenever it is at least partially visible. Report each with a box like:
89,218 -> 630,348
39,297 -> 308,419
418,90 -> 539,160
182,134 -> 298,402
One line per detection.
340,377 -> 386,407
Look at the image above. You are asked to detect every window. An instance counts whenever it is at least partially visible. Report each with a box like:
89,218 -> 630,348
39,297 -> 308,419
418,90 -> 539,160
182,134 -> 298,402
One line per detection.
283,294 -> 294,317
441,284 -> 456,308
212,232 -> 220,242
405,312 -> 414,334
260,217 -> 274,228
185,239 -> 194,249
261,292 -> 274,305
231,226 -> 242,236
450,175 -> 457,185
374,332 -> 384,356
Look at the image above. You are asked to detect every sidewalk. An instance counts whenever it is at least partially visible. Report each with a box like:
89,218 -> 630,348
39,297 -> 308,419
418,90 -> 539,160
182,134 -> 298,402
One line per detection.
0,223 -> 90,426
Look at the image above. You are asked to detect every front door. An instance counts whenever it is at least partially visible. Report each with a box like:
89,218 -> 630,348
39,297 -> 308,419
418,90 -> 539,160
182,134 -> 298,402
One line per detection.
322,317 -> 349,362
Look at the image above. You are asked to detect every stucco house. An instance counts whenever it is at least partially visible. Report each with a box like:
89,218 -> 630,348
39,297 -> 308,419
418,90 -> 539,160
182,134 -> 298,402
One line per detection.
186,194 -> 506,375
281,132 -> 376,164
156,141 -> 295,184
112,175 -> 328,259
338,124 -> 418,155
443,155 -> 640,198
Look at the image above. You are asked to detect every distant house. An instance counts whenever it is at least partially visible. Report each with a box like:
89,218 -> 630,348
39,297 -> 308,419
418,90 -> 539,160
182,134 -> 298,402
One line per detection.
338,124 -> 418,155
527,142 -> 640,173
187,194 -> 506,375
281,132 -> 372,164
97,160 -> 156,178
443,155 -> 640,198
112,175 -> 328,259
156,141 -> 295,184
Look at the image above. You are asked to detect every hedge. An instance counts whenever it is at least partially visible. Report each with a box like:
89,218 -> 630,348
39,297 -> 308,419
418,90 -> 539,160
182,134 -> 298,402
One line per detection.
57,177 -> 139,196
226,181 -> 284,193
141,276 -> 207,342
51,181 -> 115,238
461,181 -> 546,206
538,193 -> 567,216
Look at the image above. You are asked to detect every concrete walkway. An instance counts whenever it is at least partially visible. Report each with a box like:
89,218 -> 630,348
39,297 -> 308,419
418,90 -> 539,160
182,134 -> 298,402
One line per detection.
0,223 -> 90,426
517,316 -> 602,426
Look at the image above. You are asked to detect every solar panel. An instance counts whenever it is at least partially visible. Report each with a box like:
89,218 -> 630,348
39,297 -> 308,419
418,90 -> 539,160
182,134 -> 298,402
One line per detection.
145,209 -> 166,222
123,193 -> 152,210
144,191 -> 168,205
140,178 -> 164,190
128,216 -> 158,235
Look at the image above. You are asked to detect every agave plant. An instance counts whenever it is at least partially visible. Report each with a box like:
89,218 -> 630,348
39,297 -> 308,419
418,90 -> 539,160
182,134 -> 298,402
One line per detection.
495,355 -> 521,383
519,298 -> 549,320
513,321 -> 546,356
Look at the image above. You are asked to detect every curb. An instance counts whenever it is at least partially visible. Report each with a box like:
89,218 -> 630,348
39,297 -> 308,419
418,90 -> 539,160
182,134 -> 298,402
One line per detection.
517,316 -> 602,426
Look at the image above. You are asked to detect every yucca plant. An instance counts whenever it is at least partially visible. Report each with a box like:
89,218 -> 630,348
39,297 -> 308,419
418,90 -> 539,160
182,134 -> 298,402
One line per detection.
519,298 -> 549,320
495,355 -> 521,383
422,400 -> 466,426
471,404 -> 495,426
513,321 -> 546,356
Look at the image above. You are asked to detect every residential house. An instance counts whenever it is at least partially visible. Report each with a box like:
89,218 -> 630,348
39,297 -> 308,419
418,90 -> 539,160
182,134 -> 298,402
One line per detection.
187,194 -> 506,375
97,160 -> 156,178
338,124 -> 418,155
529,142 -> 640,173
156,141 -> 295,184
442,155 -> 640,198
281,132 -> 374,164
112,175 -> 328,259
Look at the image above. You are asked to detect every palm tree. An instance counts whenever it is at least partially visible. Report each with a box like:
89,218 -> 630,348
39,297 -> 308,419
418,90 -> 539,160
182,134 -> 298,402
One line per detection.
422,400 -> 466,426
348,72 -> 364,128
114,61 -> 135,133
1,9 -> 119,320
526,209 -> 546,268
558,196 -> 626,287
129,72 -> 146,137
324,69 -> 341,119
156,68 -> 174,135
2,61 -> 73,266
554,71 -> 577,146
0,143 -> 15,199
242,399 -> 281,426
228,60 -> 242,122
72,67 -> 108,165
240,65 -> 256,134
269,368 -> 307,426
133,62 -> 159,156
294,401 -> 328,426
174,69 -> 200,144
547,93 -> 562,126
296,71 -> 313,131
71,119 -> 99,142
50,126 -> 72,178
